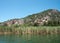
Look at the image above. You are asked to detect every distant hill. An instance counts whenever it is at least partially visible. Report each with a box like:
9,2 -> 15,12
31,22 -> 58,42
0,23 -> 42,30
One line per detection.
0,9 -> 60,26
24,9 -> 60,26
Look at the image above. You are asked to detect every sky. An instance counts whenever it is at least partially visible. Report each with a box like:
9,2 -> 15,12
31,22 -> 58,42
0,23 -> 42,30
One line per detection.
0,0 -> 60,22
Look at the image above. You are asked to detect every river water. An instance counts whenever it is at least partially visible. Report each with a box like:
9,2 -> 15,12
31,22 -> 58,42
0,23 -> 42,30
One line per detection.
0,34 -> 60,43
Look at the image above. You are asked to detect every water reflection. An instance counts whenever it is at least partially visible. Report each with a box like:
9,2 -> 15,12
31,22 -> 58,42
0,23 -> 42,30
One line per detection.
0,34 -> 60,43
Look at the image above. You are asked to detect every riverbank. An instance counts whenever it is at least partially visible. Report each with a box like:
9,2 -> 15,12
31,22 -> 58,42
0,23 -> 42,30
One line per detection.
0,26 -> 60,35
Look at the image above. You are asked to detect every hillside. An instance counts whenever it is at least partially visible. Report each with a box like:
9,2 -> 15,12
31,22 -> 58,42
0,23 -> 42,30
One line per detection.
0,9 -> 60,26
24,9 -> 60,26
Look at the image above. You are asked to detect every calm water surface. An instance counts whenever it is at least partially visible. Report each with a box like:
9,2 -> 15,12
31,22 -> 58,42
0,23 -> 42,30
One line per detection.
0,34 -> 60,43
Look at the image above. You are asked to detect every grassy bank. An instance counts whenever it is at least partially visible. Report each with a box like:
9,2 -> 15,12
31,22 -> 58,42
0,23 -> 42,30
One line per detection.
0,26 -> 60,34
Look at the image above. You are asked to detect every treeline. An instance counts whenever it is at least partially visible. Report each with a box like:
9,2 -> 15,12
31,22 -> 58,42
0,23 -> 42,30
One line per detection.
43,21 -> 60,26
25,21 -> 60,26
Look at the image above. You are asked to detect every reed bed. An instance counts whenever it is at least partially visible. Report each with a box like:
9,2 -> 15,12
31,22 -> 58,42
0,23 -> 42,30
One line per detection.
0,26 -> 60,34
